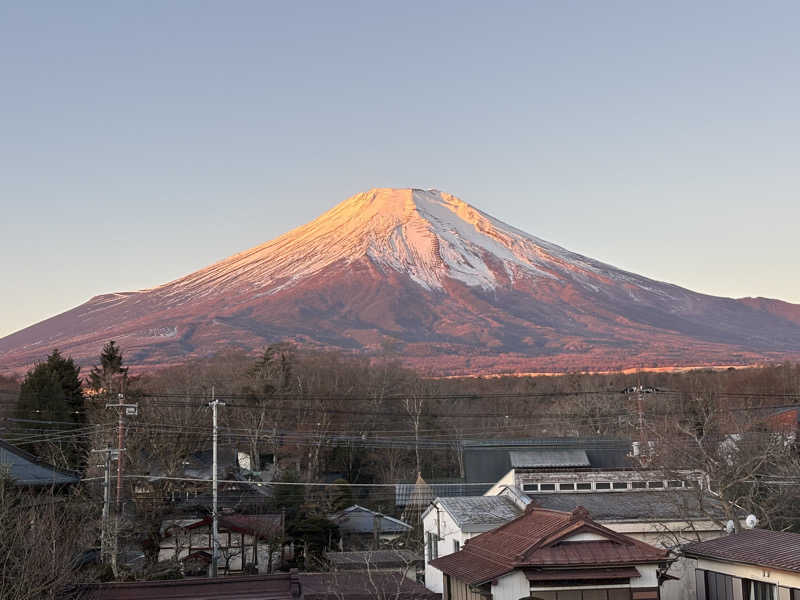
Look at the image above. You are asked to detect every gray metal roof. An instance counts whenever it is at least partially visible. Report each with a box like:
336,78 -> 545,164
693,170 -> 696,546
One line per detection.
330,505 -> 411,534
0,439 -> 79,487
437,496 -> 523,532
463,438 -> 633,483
395,482 -> 491,507
509,448 -> 591,468
527,490 -> 727,521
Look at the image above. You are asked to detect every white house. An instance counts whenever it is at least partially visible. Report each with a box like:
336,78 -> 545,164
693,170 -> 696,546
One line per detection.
158,513 -> 284,575
683,529 -> 800,600
423,484 -> 733,600
431,505 -> 668,600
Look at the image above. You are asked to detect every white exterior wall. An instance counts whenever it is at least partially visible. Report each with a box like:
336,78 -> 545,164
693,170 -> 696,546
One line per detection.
490,564 -> 661,600
422,503 -> 483,594
493,570 -> 531,599
694,557 -> 800,590
158,531 -> 280,574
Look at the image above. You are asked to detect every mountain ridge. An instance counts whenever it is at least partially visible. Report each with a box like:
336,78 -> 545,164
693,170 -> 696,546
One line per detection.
2,188 -> 800,375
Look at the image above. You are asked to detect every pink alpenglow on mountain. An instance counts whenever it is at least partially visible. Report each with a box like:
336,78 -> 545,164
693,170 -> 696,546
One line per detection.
2,188 -> 800,375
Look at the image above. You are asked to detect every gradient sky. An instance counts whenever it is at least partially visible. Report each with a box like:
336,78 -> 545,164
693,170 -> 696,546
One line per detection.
2,1 -> 799,338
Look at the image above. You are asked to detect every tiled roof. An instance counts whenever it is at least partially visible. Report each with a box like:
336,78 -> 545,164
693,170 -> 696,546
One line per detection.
299,572 -> 439,599
0,438 -> 79,486
431,506 -> 668,585
437,496 -> 523,532
325,549 -> 422,569
528,490 -> 727,521
76,572 -> 300,599
183,513 -> 284,538
683,529 -> 800,573
510,449 -> 591,468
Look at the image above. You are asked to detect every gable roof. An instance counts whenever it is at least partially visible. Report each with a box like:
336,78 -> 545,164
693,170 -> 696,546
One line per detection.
183,513 -> 284,538
683,529 -> 800,574
330,505 -> 411,533
430,505 -> 668,585
436,496 -> 524,532
0,438 -> 79,486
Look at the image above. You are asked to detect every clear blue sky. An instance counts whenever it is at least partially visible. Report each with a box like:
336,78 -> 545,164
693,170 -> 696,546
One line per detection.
2,1 -> 799,338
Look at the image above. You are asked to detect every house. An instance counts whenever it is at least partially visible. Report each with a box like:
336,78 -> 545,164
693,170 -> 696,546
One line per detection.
0,437 -> 79,487
423,484 -> 731,599
764,406 -> 800,438
683,529 -> 800,600
330,505 -> 412,550
158,513 -> 285,575
431,504 -> 668,600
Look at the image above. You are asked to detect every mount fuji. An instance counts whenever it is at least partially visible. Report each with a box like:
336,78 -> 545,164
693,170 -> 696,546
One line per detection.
2,188 -> 800,374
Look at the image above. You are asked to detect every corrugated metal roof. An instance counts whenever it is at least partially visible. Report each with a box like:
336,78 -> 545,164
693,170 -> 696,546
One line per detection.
510,449 -> 591,468
0,438 -> 79,486
683,529 -> 800,573
437,496 -> 523,532
394,482 -> 490,506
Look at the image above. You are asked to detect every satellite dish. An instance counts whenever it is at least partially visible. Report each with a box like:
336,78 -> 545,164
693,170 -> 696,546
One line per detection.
725,520 -> 735,533
745,514 -> 758,529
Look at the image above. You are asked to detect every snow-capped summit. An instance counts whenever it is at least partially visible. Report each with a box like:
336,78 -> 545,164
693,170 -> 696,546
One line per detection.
2,188 -> 800,374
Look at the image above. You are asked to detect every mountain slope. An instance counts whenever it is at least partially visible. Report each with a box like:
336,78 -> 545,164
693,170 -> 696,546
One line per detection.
2,188 -> 800,374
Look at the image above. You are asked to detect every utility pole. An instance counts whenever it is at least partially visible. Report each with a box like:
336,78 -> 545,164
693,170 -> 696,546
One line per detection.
209,387 -> 225,577
91,443 -> 118,563
105,392 -> 137,573
106,393 -> 138,507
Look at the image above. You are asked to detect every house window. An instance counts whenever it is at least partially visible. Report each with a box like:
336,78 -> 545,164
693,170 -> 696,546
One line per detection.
453,540 -> 460,552
539,483 -> 556,491
594,482 -> 611,490
612,482 -> 628,490
426,532 -> 438,561
631,481 -> 647,489
576,482 -> 592,491
705,570 -> 734,600
648,480 -> 664,488
559,483 -> 575,491
523,483 -> 539,492
667,480 -> 683,488
743,579 -> 775,600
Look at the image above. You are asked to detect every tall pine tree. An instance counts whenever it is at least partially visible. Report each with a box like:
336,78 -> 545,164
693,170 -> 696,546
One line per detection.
16,349 -> 85,467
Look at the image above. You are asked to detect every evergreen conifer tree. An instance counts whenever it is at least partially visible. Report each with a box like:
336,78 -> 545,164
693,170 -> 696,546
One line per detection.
88,340 -> 128,395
